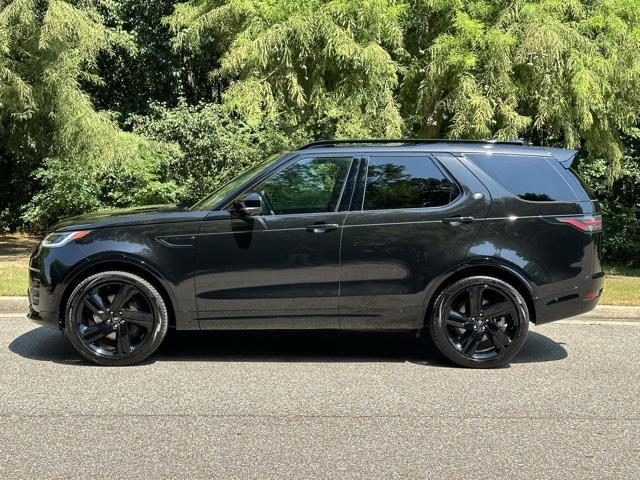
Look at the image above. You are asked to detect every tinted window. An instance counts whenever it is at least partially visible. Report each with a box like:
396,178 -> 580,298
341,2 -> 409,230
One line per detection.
468,154 -> 577,202
259,157 -> 352,215
363,156 -> 459,210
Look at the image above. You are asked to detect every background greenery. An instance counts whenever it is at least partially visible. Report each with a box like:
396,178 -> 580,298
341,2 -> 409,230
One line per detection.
1,0 -> 639,266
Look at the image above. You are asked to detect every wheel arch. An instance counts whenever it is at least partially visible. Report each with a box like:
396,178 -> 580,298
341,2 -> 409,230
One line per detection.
58,259 -> 177,329
422,261 -> 537,326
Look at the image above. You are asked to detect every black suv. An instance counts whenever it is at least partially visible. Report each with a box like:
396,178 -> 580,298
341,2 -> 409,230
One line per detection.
28,139 -> 603,367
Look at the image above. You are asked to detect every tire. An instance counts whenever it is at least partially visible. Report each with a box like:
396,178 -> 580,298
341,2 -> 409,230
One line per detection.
427,276 -> 529,368
64,271 -> 169,366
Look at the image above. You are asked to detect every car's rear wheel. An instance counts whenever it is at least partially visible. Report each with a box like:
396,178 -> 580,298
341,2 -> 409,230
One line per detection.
64,271 -> 168,366
427,276 -> 529,368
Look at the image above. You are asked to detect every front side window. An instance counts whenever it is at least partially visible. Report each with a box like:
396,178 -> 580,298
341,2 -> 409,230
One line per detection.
362,156 -> 459,210
191,152 -> 285,211
258,156 -> 353,215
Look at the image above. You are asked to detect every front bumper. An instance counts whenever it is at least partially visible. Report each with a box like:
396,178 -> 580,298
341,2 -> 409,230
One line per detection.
27,304 -> 60,330
27,250 -> 61,330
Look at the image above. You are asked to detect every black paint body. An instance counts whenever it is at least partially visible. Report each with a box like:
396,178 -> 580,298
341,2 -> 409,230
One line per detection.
28,142 -> 603,332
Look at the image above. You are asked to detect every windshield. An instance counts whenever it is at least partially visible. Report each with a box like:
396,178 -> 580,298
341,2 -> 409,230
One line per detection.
190,152 -> 286,211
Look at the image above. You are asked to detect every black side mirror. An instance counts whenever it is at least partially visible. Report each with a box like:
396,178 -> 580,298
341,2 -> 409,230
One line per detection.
233,192 -> 263,217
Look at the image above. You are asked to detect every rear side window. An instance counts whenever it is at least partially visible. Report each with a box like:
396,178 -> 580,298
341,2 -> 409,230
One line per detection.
467,154 -> 576,202
363,156 -> 459,210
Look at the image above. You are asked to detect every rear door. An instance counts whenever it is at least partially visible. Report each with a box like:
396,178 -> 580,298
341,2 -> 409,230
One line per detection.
339,152 -> 491,329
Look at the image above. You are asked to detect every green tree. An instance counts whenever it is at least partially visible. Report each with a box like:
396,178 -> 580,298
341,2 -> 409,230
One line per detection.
88,0 -> 220,117
168,0 -> 406,138
0,0 -> 177,230
171,0 -> 640,176
403,0 -> 640,176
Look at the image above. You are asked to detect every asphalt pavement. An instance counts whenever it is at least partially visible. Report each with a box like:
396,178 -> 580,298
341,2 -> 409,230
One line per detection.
0,312 -> 638,479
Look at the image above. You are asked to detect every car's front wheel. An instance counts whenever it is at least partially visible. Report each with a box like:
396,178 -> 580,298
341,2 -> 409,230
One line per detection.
428,276 -> 529,368
64,271 -> 168,366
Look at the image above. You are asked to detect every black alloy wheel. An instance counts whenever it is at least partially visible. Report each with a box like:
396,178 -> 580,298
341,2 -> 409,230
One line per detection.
428,276 -> 529,368
65,271 -> 168,366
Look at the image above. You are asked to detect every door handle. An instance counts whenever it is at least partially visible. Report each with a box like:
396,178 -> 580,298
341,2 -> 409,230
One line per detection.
442,216 -> 475,224
306,223 -> 339,233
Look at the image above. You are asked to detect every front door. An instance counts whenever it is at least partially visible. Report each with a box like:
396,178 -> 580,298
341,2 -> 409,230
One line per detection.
195,154 -> 356,329
339,152 -> 491,329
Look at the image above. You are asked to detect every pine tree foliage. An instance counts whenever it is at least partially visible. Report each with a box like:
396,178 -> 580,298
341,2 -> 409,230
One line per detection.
0,0 -> 178,229
171,0 -> 640,174
404,0 -> 640,175
0,0 -> 139,161
169,0 -> 406,138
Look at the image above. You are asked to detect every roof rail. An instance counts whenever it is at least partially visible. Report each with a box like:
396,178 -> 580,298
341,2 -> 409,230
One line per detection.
298,138 -> 527,150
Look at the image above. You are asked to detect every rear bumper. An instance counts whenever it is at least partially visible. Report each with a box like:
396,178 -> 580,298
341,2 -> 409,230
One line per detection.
533,274 -> 604,325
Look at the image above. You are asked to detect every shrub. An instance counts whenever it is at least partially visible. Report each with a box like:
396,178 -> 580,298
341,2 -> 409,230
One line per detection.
22,142 -> 184,232
130,101 -> 303,206
576,154 -> 640,267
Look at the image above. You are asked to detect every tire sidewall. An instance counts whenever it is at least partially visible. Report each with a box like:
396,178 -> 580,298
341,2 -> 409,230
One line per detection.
65,271 -> 168,366
428,276 -> 530,368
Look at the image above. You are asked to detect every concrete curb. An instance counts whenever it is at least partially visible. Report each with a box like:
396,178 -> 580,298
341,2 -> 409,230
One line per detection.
1,296 -> 639,320
0,296 -> 29,314
576,305 -> 640,320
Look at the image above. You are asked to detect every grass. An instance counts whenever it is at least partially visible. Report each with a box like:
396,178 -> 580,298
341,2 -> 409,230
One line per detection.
601,276 -> 640,306
0,233 -> 37,297
0,259 -> 29,296
601,264 -> 640,306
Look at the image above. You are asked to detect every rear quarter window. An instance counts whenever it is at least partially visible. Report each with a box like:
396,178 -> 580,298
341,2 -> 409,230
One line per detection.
467,154 -> 577,202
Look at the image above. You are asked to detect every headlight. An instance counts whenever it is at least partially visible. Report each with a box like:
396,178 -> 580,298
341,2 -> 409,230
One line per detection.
42,230 -> 90,248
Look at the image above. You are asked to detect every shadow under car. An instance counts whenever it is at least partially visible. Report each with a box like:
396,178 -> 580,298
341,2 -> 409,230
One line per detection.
9,327 -> 567,367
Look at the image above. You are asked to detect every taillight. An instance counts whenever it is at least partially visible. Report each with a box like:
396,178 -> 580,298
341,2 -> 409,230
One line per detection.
557,215 -> 602,233
583,290 -> 600,301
